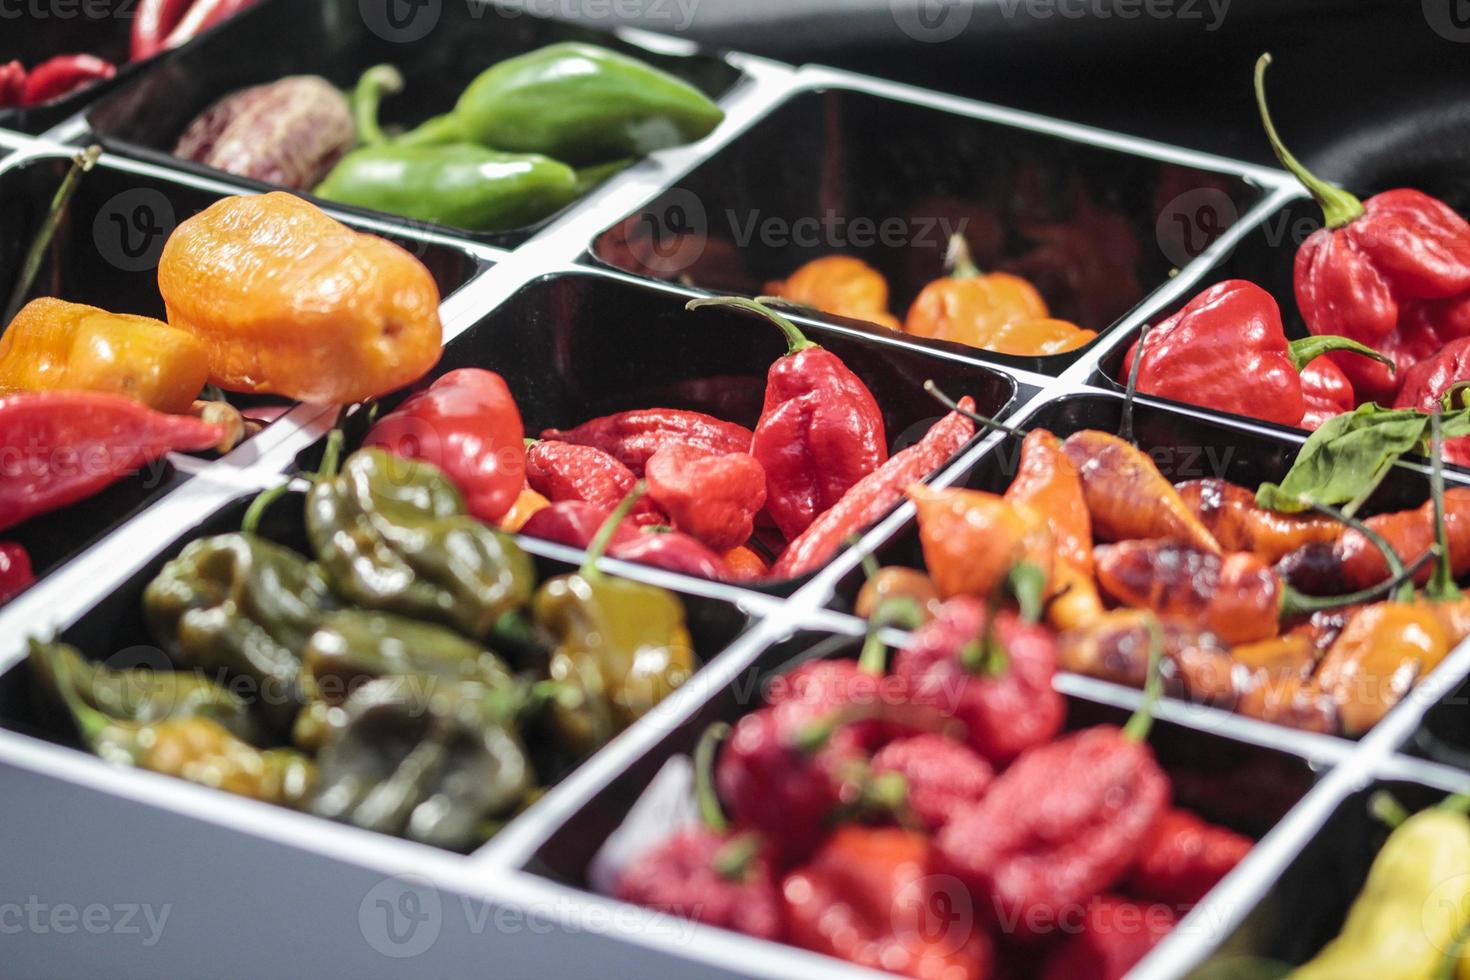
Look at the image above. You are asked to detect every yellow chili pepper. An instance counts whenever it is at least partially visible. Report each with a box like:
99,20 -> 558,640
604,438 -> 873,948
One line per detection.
1314,602 -> 1451,736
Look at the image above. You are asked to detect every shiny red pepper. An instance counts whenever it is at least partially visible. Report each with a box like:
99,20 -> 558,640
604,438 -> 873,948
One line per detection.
519,500 -> 728,580
132,0 -> 196,60
1393,336 -> 1470,466
646,445 -> 766,552
20,55 -> 117,107
1127,808 -> 1252,907
616,827 -> 782,940
0,392 -> 223,533
688,297 -> 887,541
0,543 -> 34,604
1257,55 -> 1470,403
1298,356 -> 1355,430
541,408 -> 752,476
773,400 -> 977,579
364,368 -> 525,524
870,734 -> 994,832
525,440 -> 662,524
782,827 -> 994,980
0,61 -> 25,108
1038,895 -> 1176,980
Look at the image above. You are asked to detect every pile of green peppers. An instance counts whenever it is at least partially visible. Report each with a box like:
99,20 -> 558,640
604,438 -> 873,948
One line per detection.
313,43 -> 725,233
29,447 -> 696,852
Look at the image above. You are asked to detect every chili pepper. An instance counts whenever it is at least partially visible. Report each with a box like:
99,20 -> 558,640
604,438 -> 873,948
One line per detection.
20,55 -> 116,107
0,541 -> 32,603
646,444 -> 766,552
519,499 -> 728,580
761,256 -> 902,330
1063,430 -> 1222,553
541,408 -> 752,476
307,449 -> 535,640
145,533 -> 330,735
132,0 -> 194,60
688,297 -> 888,541
160,0 -> 260,52
892,597 -> 1063,766
0,391 -> 223,533
532,487 -> 696,754
783,827 -> 994,980
1057,611 -> 1245,707
1312,602 -> 1451,735
1235,673 -> 1339,733
935,651 -> 1171,943
520,499 -> 642,552
1300,355 -> 1356,430
364,368 -> 525,524
908,485 -> 1052,616
773,401 -> 977,579
1127,808 -> 1251,907
1176,478 -> 1345,563
525,440 -> 650,517
721,545 -> 769,582
854,566 -> 942,624
497,487 -> 550,532
157,193 -> 442,404
1038,896 -> 1176,980
0,298 -> 210,414
408,43 -> 723,165
312,676 -> 532,850
28,639 -> 261,744
1122,280 -> 1393,427
1393,336 -> 1470,465
0,61 -> 26,108
1293,795 -> 1470,979
175,76 -> 355,192
1256,55 -> 1470,403
870,734 -> 994,832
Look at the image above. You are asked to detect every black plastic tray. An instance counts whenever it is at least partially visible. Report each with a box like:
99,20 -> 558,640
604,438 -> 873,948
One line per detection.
0,0 -> 144,135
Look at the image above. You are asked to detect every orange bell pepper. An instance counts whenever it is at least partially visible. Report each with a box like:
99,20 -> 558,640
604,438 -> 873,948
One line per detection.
763,255 -> 902,330
0,298 -> 209,414
157,192 -> 442,404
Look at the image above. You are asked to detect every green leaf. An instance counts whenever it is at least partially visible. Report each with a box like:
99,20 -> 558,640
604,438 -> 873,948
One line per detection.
1256,404 -> 1431,513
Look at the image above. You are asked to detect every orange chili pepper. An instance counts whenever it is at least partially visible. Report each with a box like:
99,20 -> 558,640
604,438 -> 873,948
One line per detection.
763,255 -> 902,330
1095,541 -> 1282,646
1314,602 -> 1450,735
720,545 -> 770,582
907,484 -> 1052,608
1231,632 -> 1319,681
158,192 -> 442,403
983,317 -> 1096,356
1176,477 -> 1344,563
1062,430 -> 1222,553
0,298 -> 209,414
854,565 -> 942,624
495,487 -> 550,532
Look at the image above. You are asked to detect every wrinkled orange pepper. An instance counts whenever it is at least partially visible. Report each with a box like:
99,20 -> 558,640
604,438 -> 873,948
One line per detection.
1314,602 -> 1450,735
0,298 -> 209,414
907,483 -> 1052,604
1063,430 -> 1222,553
763,255 -> 902,330
158,192 -> 442,404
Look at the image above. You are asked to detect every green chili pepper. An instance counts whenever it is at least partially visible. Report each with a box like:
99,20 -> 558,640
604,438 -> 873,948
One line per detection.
305,449 -> 535,640
312,676 -> 533,851
144,533 -> 332,735
531,483 -> 695,755
416,42 -> 724,165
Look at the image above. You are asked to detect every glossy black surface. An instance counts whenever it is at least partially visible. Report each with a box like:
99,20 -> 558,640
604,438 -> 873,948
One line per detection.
591,86 -> 1266,375
85,0 -> 744,247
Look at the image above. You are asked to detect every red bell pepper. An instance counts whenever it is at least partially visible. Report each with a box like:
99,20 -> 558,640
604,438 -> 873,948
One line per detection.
688,297 -> 887,541
20,55 -> 116,107
1127,808 -> 1252,907
646,444 -> 766,552
1256,55 -> 1470,403
365,369 -> 525,524
870,734 -> 994,832
0,392 -> 223,533
541,408 -> 752,476
782,827 -> 994,980
0,543 -> 34,604
1038,895 -> 1176,980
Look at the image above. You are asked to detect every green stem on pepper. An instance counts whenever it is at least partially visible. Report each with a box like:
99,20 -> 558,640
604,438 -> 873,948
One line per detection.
1307,500 -> 1411,602
687,296 -> 818,355
5,145 -> 102,326
351,64 -> 404,148
581,481 -> 646,581
1121,320 -> 1155,447
1428,411 -> 1462,602
1279,547 -> 1435,617
923,381 -> 1028,438
1286,335 -> 1395,374
693,721 -> 732,833
1368,790 -> 1410,829
1122,614 -> 1165,743
1254,53 -> 1365,230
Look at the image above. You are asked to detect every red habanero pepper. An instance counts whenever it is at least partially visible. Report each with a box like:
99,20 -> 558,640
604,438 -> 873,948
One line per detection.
519,500 -> 642,552
520,500 -> 728,580
783,827 -> 994,980
1256,55 -> 1470,402
0,61 -> 26,108
892,597 -> 1064,767
612,530 -> 730,581
0,392 -> 223,532
1393,336 -> 1470,466
772,400 -> 977,579
363,368 -> 525,523
541,408 -> 752,476
0,543 -> 34,604
525,440 -> 663,525
1299,356 -> 1355,430
870,734 -> 994,832
1127,808 -> 1252,907
645,445 -> 766,553
1038,895 -> 1176,980
687,297 -> 888,541
132,0 -> 196,61
20,55 -> 117,107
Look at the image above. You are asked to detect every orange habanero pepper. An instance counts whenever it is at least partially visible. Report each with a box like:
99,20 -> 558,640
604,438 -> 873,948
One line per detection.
908,484 -> 1053,609
763,255 -> 902,330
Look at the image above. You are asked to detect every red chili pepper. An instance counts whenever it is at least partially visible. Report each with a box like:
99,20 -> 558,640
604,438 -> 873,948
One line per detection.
20,55 -> 117,107
616,828 -> 782,940
1038,895 -> 1176,980
1298,356 -> 1355,430
132,0 -> 195,61
363,369 -> 525,524
611,529 -> 730,581
688,298 -> 887,541
892,597 -> 1064,766
519,499 -> 642,552
870,734 -> 994,832
1126,808 -> 1252,907
1393,336 -> 1470,466
772,400 -> 977,579
162,0 -> 261,52
0,392 -> 223,533
0,543 -> 34,604
519,500 -> 728,580
1256,55 -> 1470,403
525,440 -> 662,523
646,445 -> 766,553
782,827 -> 994,980
541,408 -> 752,476
0,61 -> 26,109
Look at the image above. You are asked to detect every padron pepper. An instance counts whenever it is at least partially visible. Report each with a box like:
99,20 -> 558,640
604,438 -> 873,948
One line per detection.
306,449 -> 535,640
532,485 -> 696,755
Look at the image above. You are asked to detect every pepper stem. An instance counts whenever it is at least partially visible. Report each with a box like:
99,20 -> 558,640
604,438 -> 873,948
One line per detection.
693,721 -> 731,833
1307,500 -> 1410,602
1123,615 -> 1165,743
1121,321 -> 1155,447
857,596 -> 924,674
241,480 -> 292,536
351,64 -> 404,147
923,381 -> 1028,438
1368,790 -> 1410,829
1442,382 -> 1470,413
1008,561 -> 1047,624
1428,411 -> 1462,602
5,145 -> 102,325
1280,547 -> 1436,616
1286,336 -> 1395,374
581,481 -> 645,579
1254,54 -> 1365,229
686,297 -> 817,356
711,833 -> 762,882
944,234 -> 981,280
29,637 -> 114,749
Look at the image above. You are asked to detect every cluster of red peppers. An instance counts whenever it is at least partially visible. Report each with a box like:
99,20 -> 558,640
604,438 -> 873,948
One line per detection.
0,0 -> 258,110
